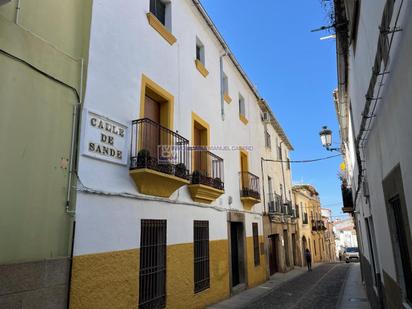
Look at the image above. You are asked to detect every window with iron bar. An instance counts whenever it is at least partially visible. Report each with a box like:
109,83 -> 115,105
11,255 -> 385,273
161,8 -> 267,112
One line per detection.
194,220 -> 210,293
139,219 -> 167,309
252,223 -> 260,266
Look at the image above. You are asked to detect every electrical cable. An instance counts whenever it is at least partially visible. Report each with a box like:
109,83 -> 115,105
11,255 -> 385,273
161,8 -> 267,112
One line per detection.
262,154 -> 341,164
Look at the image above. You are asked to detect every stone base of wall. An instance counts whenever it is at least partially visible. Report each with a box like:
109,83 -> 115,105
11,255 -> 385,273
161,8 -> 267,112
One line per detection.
0,257 -> 70,309
359,254 -> 384,309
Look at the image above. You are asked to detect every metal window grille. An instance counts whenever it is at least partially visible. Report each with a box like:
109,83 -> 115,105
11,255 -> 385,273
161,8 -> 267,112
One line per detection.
139,220 -> 167,309
194,221 -> 210,293
252,223 -> 260,266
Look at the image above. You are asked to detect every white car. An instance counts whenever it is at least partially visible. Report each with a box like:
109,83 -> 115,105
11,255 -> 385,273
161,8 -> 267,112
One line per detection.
344,247 -> 359,263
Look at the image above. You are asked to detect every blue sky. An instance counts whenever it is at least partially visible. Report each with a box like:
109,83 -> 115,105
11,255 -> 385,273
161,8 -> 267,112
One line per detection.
201,0 -> 348,219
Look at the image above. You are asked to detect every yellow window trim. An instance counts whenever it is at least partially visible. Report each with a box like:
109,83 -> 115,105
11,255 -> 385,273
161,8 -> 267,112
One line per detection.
139,74 -> 174,129
191,112 -> 210,146
195,59 -> 209,77
239,114 -> 249,125
223,93 -> 232,104
146,12 -> 177,46
240,149 -> 249,172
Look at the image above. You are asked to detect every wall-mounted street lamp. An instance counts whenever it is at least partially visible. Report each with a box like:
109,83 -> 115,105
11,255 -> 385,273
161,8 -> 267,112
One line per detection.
319,126 -> 341,152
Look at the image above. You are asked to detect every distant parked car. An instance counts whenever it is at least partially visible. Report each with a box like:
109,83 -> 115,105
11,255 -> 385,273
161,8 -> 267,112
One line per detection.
344,247 -> 359,263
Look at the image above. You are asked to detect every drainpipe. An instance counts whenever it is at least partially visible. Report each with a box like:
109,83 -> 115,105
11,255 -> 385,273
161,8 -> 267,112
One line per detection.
219,51 -> 228,121
261,157 -> 266,214
15,0 -> 21,24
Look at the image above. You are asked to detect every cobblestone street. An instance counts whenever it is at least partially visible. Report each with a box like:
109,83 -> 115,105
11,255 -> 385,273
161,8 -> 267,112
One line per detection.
246,263 -> 350,309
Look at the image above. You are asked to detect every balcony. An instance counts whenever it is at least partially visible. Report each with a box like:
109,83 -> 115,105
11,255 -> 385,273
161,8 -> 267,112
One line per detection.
188,149 -> 224,204
341,185 -> 354,213
239,172 -> 261,209
311,220 -> 327,232
129,118 -> 190,198
269,194 -> 291,214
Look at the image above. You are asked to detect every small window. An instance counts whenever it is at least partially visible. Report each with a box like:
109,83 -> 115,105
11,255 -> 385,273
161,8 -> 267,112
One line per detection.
278,143 -> 282,160
196,38 -> 205,65
150,0 -> 166,25
238,94 -> 246,117
252,223 -> 260,266
139,219 -> 167,309
287,158 -> 291,170
150,0 -> 171,29
265,130 -> 271,149
222,73 -> 229,96
194,220 -> 210,293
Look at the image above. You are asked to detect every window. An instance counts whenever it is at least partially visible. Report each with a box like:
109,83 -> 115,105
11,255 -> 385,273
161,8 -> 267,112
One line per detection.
278,143 -> 282,160
265,130 -> 271,149
222,73 -> 229,95
252,223 -> 260,266
150,0 -> 166,25
287,158 -> 290,170
238,94 -> 245,117
194,220 -> 210,293
196,38 -> 205,65
139,219 -> 167,309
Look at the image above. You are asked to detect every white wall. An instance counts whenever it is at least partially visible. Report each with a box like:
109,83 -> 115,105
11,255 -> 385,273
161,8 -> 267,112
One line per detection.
345,0 -> 412,281
74,0 -> 287,255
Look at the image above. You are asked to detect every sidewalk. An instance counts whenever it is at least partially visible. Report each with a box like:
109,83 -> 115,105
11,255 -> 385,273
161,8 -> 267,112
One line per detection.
208,264 -> 319,309
337,263 -> 371,309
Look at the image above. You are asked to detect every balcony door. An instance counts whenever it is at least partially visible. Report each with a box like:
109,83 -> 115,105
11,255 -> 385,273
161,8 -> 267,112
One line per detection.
240,151 -> 249,188
193,122 -> 207,173
144,95 -> 161,159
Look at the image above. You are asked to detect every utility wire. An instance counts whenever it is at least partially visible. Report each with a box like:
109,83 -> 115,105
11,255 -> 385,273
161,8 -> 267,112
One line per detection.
262,154 -> 341,164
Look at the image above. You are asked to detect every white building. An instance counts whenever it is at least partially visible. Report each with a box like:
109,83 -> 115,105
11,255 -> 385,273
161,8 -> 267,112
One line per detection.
69,1 -> 293,308
333,0 -> 412,308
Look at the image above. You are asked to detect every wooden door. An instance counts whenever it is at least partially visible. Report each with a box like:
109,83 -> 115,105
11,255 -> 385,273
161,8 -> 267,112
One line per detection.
144,95 -> 161,158
193,125 -> 202,172
269,235 -> 279,275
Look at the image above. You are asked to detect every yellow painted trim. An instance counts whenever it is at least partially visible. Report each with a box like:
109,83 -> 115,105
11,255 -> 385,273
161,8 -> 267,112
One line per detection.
139,74 -> 174,129
223,93 -> 232,104
70,240 -> 230,309
146,12 -> 176,45
195,59 -> 209,77
70,249 -> 139,309
191,112 -> 210,146
246,236 -> 267,287
240,149 -> 249,172
239,114 -> 249,125
188,184 -> 224,204
241,196 -> 261,209
129,168 -> 189,198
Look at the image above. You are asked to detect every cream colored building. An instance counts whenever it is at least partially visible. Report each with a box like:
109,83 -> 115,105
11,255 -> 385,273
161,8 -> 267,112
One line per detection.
293,185 -> 327,266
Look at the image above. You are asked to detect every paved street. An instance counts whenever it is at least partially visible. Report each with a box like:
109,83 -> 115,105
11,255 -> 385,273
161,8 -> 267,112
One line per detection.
247,263 -> 349,309
211,263 -> 371,309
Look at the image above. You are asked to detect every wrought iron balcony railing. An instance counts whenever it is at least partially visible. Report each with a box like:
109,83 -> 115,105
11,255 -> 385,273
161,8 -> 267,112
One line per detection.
190,149 -> 224,190
239,172 -> 260,200
311,220 -> 327,232
130,118 -> 190,180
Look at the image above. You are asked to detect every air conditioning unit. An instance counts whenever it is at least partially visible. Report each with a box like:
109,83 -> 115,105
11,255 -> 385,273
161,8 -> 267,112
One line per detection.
261,112 -> 271,123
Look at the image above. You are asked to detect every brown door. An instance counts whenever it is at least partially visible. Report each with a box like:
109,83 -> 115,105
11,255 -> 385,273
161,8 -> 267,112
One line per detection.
193,125 -> 202,172
240,153 -> 248,188
268,235 -> 279,275
143,95 -> 161,158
